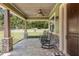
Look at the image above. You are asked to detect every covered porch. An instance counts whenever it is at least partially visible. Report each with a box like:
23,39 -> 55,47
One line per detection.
0,3 -> 78,56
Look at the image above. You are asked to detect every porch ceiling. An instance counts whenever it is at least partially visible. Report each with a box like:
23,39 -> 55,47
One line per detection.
0,3 -> 57,20
13,3 -> 56,19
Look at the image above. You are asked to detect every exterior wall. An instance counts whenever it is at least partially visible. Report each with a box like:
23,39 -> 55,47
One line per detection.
49,4 -> 61,51
49,12 -> 59,34
48,4 -> 68,55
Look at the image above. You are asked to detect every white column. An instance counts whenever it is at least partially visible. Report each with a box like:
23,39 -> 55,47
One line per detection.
59,4 -> 64,51
59,4 -> 68,54
63,4 -> 67,54
24,20 -> 28,39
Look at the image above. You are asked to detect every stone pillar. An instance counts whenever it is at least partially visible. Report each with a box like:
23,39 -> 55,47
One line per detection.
2,9 -> 13,53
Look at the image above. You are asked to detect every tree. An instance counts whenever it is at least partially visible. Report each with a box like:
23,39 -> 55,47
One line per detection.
0,14 -> 4,30
0,11 -> 48,30
27,21 -> 48,29
10,15 -> 25,29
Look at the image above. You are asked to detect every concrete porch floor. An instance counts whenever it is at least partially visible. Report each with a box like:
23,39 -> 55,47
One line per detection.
2,38 -> 65,56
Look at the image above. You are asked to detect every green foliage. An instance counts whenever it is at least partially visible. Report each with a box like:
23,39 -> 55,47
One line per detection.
0,14 -> 48,29
0,14 -> 4,30
10,15 -> 25,29
0,8 -> 48,30
10,14 -> 48,29
26,21 -> 48,29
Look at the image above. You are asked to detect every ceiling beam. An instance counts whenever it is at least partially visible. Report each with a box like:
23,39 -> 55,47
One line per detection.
0,3 -> 27,20
26,19 -> 49,21
27,16 -> 49,19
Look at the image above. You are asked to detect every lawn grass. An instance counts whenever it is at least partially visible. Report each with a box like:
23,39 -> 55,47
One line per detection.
0,30 -> 43,52
11,32 -> 24,44
0,31 -> 24,52
0,31 -> 3,52
0,31 -> 24,44
0,31 -> 42,44
28,32 -> 43,36
0,31 -> 3,41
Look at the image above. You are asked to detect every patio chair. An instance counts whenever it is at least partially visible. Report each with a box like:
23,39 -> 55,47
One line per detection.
40,31 -> 58,49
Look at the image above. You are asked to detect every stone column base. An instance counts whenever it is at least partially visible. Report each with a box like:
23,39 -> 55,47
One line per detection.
2,37 -> 13,53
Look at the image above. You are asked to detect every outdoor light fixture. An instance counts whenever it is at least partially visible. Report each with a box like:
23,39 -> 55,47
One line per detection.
50,16 -> 54,20
56,16 -> 59,19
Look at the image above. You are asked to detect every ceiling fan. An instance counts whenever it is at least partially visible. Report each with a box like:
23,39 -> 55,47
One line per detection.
37,9 -> 45,16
